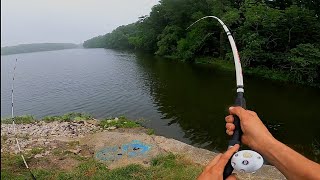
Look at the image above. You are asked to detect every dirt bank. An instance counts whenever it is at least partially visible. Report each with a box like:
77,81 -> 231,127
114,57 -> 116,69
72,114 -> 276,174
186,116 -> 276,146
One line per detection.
1,119 -> 285,179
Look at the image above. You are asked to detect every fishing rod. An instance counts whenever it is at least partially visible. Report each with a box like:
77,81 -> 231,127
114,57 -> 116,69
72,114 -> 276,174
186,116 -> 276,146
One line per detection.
11,59 -> 36,180
187,16 -> 263,179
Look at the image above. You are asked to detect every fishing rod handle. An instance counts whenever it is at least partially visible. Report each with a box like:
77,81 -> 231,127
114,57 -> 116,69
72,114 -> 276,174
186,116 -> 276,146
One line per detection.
223,92 -> 246,179
230,92 -> 246,146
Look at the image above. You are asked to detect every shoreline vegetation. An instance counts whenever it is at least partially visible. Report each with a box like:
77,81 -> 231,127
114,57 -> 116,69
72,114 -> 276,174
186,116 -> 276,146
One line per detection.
1,113 -> 286,179
83,0 -> 320,88
0,113 -> 151,132
194,57 -> 308,87
1,43 -> 81,55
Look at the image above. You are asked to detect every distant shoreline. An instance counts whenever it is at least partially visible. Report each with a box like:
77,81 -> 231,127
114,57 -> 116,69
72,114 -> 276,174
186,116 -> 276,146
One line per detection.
1,43 -> 82,55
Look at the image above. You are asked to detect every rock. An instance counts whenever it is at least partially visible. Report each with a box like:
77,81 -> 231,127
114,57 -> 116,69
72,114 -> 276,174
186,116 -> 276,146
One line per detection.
114,117 -> 119,121
106,126 -> 117,130
87,120 -> 98,126
20,144 -> 27,148
78,121 -> 85,124
143,161 -> 149,164
70,148 -> 81,155
51,126 -> 59,132
43,129 -> 50,134
67,124 -> 72,130
34,154 -> 43,158
71,123 -> 80,126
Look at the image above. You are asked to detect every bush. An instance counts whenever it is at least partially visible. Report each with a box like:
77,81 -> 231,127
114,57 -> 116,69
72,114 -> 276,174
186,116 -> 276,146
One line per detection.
288,44 -> 320,85
99,116 -> 141,129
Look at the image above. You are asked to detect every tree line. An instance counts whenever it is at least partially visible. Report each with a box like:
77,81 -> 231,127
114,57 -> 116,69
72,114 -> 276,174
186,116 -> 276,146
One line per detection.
1,43 -> 80,55
83,0 -> 320,87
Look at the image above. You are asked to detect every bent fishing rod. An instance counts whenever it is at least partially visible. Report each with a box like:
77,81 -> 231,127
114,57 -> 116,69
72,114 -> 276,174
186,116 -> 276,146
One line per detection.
11,59 -> 36,180
187,16 -> 263,179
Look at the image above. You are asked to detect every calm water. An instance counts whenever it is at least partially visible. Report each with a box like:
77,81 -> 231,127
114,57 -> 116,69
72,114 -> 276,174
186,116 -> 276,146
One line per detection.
1,49 -> 319,162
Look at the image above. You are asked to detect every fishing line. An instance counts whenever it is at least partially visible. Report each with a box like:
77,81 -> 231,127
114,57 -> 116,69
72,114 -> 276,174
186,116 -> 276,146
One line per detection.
11,58 -> 36,180
187,16 -> 243,91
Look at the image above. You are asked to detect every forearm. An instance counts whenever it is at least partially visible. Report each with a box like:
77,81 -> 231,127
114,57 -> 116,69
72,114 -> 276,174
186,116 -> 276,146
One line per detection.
261,138 -> 320,180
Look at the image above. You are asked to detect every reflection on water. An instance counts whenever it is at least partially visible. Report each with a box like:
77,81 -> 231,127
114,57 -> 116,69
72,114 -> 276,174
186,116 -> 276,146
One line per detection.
1,49 -> 319,162
135,52 -> 320,161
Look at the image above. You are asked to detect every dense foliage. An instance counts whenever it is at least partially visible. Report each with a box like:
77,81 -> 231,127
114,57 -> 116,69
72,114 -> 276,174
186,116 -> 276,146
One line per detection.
1,43 -> 79,55
83,0 -> 320,87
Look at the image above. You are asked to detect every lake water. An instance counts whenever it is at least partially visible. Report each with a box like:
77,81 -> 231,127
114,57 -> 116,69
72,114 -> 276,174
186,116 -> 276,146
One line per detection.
1,48 -> 319,162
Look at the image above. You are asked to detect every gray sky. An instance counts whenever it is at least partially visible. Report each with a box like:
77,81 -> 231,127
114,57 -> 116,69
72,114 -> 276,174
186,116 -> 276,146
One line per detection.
1,0 -> 159,47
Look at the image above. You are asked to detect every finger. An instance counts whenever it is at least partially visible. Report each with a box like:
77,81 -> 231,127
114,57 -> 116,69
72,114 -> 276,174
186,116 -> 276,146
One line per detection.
225,115 -> 234,123
206,154 -> 222,169
215,144 -> 240,169
247,110 -> 257,116
226,123 -> 235,131
226,129 -> 234,136
229,107 -> 245,119
226,174 -> 237,180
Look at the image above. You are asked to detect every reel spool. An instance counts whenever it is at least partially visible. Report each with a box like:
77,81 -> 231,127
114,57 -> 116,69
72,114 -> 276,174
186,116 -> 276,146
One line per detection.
231,150 -> 264,173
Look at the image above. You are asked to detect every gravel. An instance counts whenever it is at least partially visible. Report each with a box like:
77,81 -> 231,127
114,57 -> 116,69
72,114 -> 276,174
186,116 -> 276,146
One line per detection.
1,120 -> 102,153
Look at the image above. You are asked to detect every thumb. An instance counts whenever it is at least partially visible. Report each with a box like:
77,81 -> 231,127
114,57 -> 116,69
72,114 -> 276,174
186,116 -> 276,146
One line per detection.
229,106 -> 245,119
226,174 -> 237,180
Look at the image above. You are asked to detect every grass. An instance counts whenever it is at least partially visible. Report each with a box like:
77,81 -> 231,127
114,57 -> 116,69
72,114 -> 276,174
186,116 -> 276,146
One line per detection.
17,133 -> 30,140
67,141 -> 80,148
0,113 -> 145,130
1,153 -> 33,180
195,57 -> 235,71
99,116 -> 141,129
146,128 -> 155,135
245,66 -> 290,82
1,113 -> 93,124
195,57 -> 288,80
1,115 -> 35,124
1,153 -> 202,180
42,112 -> 93,123
1,134 -> 8,141
194,56 -> 320,88
30,147 -> 45,155
52,149 -> 64,156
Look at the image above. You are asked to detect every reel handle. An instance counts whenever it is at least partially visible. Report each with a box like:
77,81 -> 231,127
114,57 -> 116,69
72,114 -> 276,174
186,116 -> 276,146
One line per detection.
223,92 -> 246,179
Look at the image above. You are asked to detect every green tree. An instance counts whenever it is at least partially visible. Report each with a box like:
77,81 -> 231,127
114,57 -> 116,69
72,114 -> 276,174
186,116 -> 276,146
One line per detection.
288,44 -> 320,84
156,25 -> 183,56
83,0 -> 320,87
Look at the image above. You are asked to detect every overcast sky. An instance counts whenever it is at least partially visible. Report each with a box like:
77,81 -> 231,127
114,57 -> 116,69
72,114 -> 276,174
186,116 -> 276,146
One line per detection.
1,0 -> 159,47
